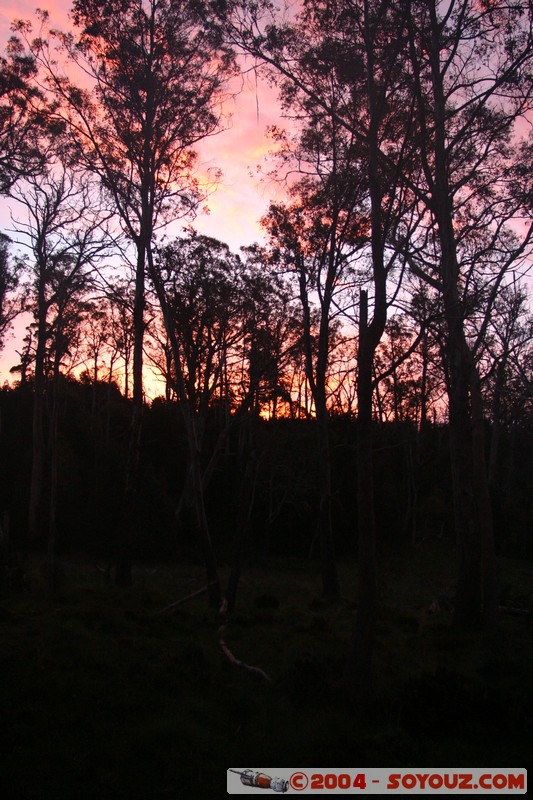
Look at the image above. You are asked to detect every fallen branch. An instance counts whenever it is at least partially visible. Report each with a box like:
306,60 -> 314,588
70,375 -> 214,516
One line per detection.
218,625 -> 272,683
155,588 -> 273,682
155,583 -> 218,616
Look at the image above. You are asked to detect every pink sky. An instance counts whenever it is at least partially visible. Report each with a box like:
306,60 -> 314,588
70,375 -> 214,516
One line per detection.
0,1 -> 286,384
0,0 -> 282,250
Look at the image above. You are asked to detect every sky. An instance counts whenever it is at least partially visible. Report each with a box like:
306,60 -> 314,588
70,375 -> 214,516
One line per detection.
0,0 -> 283,251
0,0 -> 286,385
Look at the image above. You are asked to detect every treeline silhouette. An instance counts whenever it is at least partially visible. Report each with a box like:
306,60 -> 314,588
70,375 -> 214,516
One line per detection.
1,375 -> 531,573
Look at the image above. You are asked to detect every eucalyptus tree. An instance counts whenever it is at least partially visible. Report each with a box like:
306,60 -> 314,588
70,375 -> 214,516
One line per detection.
151,233 -> 300,606
0,30 -> 57,349
153,234 -> 243,420
152,232 -> 244,605
80,302 -> 112,389
237,245 -> 302,419
373,314 -> 423,424
261,135 -> 368,599
231,0 -> 533,636
224,245 -> 303,610
104,280 -> 135,399
403,0 -> 533,629
0,34 -> 50,193
0,234 -> 22,352
480,285 -> 533,486
14,0 -> 236,584
9,159 -> 110,580
221,0 -> 418,690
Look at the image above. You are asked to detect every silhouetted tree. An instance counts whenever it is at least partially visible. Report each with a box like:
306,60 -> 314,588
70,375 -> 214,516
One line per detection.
480,285 -> 533,486
10,158 -> 109,581
0,234 -> 23,352
262,151 -> 367,599
104,280 -> 136,399
151,233 -> 245,605
0,34 -> 49,192
224,246 -> 302,610
404,0 -> 533,629
238,246 -> 301,419
15,0 -> 236,585
222,0 -> 418,692
373,312 -> 444,426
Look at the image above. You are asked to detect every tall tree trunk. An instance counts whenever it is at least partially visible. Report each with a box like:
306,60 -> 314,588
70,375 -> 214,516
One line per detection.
345,0 -> 391,693
469,354 -> 498,629
226,417 -> 257,612
116,242 -> 145,587
345,290 -> 379,697
316,402 -> 340,600
186,433 -> 222,607
435,196 -> 482,629
419,328 -> 429,429
28,283 -> 48,545
488,361 -> 505,489
298,254 -> 340,600
148,255 -> 222,607
345,3 -> 390,693
446,332 -> 481,629
425,0 -> 488,628
47,355 -> 61,592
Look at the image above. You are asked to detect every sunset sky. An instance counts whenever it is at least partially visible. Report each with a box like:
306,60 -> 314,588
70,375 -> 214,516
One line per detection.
0,0 -> 286,385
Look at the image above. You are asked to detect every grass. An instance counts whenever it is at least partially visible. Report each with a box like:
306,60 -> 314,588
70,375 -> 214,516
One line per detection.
0,542 -> 531,799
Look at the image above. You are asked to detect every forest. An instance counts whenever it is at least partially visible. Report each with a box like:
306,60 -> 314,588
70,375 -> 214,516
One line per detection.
0,0 -> 532,797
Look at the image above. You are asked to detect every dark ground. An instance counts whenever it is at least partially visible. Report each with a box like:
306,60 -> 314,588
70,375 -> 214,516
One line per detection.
0,541 -> 531,799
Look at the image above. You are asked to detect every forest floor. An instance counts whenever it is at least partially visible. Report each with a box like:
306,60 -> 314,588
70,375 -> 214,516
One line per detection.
0,538 -> 531,799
